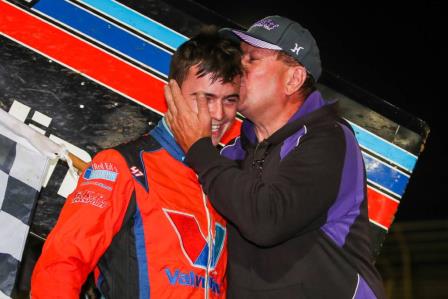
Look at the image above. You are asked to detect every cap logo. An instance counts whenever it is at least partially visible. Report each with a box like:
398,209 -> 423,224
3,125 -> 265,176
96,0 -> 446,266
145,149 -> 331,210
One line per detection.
291,43 -> 304,55
251,19 -> 279,31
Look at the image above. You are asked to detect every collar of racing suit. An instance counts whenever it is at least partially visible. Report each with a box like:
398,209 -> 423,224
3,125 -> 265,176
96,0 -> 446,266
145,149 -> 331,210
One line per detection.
149,118 -> 186,164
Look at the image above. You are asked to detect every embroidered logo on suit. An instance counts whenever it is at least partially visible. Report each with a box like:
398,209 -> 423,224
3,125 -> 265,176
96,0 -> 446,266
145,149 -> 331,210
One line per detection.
163,209 -> 226,270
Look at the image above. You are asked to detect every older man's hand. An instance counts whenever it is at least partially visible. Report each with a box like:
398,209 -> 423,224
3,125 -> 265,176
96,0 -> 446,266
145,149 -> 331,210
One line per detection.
164,80 -> 211,153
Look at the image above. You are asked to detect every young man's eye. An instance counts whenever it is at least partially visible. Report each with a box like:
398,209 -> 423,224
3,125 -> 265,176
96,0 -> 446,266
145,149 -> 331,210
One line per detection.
225,97 -> 239,104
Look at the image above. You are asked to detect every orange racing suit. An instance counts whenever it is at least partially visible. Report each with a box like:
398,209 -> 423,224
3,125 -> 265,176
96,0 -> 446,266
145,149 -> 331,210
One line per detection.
31,119 -> 227,298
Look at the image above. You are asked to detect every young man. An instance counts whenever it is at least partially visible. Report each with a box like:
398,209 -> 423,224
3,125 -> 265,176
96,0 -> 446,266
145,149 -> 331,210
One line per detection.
166,16 -> 386,298
31,29 -> 241,298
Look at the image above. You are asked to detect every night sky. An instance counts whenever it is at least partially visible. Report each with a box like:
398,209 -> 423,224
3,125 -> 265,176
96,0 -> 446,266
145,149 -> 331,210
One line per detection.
193,1 -> 444,221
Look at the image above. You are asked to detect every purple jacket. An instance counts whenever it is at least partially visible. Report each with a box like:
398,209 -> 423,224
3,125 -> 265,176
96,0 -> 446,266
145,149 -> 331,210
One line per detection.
186,91 -> 386,299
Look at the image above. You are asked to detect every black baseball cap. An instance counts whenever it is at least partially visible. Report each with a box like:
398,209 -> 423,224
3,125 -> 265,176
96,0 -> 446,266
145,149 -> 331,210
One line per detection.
220,15 -> 322,81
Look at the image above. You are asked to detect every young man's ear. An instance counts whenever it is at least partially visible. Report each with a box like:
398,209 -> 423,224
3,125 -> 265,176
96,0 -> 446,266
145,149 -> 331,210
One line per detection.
285,66 -> 307,96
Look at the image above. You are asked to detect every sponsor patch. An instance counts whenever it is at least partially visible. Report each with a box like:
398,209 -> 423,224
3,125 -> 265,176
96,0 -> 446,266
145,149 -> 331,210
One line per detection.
81,181 -> 113,191
72,190 -> 109,208
91,162 -> 118,172
130,166 -> 144,177
165,268 -> 221,295
83,162 -> 118,182
163,209 -> 226,270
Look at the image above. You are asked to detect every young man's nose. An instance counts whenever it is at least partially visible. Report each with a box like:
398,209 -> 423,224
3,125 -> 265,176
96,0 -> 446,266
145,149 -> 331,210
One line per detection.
209,101 -> 224,120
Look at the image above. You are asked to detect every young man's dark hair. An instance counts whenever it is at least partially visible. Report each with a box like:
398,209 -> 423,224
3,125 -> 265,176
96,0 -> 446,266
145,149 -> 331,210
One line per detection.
169,26 -> 242,85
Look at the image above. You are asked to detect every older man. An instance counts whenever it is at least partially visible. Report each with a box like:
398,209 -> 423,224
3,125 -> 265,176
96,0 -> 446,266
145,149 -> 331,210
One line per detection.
165,16 -> 386,298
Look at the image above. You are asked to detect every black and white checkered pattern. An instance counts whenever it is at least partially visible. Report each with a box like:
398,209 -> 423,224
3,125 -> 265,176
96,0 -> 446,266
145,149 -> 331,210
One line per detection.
0,124 -> 48,298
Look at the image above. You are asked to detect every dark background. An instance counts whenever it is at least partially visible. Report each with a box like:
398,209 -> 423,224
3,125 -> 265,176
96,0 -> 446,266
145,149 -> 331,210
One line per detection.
193,0 -> 445,222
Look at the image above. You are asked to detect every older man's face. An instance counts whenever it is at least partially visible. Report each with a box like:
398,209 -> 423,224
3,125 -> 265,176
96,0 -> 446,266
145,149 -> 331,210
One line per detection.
238,43 -> 290,121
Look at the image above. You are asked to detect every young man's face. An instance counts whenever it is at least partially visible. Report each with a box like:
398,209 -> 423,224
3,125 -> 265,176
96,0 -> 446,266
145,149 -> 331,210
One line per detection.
180,65 -> 240,145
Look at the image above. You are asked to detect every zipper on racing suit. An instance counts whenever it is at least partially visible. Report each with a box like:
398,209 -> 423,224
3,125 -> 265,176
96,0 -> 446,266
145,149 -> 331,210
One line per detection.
202,188 -> 212,299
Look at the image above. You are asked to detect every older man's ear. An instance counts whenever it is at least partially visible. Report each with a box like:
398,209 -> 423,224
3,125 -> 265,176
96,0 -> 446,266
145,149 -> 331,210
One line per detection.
284,66 -> 307,96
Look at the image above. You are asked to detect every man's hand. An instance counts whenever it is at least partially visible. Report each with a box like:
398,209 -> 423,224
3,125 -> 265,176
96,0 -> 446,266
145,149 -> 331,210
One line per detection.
164,80 -> 211,153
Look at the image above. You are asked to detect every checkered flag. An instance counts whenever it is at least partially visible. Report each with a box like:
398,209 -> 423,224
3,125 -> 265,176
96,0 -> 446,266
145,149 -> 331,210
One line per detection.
0,123 -> 49,298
